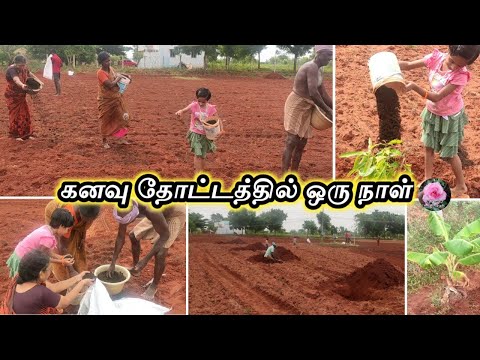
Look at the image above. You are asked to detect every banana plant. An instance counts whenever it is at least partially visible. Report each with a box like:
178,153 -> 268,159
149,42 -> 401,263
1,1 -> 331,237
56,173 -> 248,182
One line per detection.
408,211 -> 480,303
340,139 -> 412,180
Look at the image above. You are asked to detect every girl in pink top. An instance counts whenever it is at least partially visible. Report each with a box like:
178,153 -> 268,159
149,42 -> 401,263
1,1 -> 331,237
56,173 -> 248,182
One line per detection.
399,45 -> 480,197
6,208 -> 75,277
176,88 -> 223,173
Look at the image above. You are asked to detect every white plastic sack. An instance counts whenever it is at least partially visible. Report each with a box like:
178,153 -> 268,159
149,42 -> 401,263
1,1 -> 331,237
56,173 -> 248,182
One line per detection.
78,280 -> 171,315
43,55 -> 53,80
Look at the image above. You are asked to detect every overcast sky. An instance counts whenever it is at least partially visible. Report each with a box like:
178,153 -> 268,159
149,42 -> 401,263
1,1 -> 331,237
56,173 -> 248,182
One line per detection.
189,203 -> 406,232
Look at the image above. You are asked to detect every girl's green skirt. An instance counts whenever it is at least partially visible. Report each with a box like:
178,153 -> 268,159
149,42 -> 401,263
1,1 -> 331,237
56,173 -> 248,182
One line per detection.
421,107 -> 468,158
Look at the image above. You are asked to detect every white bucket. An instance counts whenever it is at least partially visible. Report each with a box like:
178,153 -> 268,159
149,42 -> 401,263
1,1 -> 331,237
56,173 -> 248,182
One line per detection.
311,105 -> 333,130
368,52 -> 406,94
118,77 -> 131,94
68,70 -> 74,76
202,117 -> 222,140
94,264 -> 131,296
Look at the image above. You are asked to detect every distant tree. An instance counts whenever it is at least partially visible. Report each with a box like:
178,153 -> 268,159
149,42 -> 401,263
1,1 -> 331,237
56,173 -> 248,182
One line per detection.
218,45 -> 241,70
278,45 -> 313,71
189,212 -> 208,233
261,209 -> 288,234
251,215 -> 267,233
206,220 -> 218,233
302,220 -> 318,235
175,45 -> 218,70
228,208 -> 256,234
316,212 -> 333,235
96,45 -> 129,56
249,45 -> 267,69
330,225 -> 338,235
133,45 -> 144,64
27,45 -> 96,66
211,213 -> 225,223
0,45 -> 24,64
354,211 -> 404,238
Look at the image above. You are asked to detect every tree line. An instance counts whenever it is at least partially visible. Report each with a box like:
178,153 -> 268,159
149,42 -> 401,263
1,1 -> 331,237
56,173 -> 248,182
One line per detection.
189,208 -> 405,239
1,45 -> 315,72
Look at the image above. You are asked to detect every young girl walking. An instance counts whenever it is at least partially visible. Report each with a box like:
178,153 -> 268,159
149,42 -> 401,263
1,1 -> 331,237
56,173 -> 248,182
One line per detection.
399,45 -> 480,197
176,87 -> 223,174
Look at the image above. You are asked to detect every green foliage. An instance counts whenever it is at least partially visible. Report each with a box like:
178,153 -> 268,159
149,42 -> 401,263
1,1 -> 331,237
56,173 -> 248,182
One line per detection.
354,210 -> 405,238
26,45 -> 96,66
260,209 -> 287,233
210,213 -> 225,223
316,212 -> 333,234
340,138 -> 412,180
96,45 -> 128,56
277,45 -> 313,71
227,208 -> 256,233
408,211 -> 480,286
189,212 -> 207,233
0,45 -> 23,65
302,220 -> 318,235
226,208 -> 287,234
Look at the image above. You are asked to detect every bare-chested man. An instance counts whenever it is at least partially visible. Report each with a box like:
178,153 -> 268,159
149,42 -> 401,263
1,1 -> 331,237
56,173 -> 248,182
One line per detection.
282,45 -> 333,173
108,201 -> 186,301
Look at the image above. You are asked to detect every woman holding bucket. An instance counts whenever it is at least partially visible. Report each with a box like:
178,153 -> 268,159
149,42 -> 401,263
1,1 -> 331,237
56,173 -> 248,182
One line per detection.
176,87 -> 223,173
399,45 -> 480,197
4,55 -> 44,141
96,51 -> 132,149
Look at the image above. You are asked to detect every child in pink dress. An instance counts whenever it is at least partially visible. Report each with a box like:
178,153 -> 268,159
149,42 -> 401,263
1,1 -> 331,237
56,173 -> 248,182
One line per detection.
6,208 -> 75,277
176,87 -> 223,174
399,45 -> 480,197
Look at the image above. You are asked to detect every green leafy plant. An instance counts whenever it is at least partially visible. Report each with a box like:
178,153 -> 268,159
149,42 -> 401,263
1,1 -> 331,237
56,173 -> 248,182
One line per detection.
340,138 -> 412,180
408,211 -> 480,304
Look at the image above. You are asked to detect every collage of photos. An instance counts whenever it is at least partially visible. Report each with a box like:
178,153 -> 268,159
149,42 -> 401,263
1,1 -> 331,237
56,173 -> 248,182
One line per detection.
0,44 -> 478,315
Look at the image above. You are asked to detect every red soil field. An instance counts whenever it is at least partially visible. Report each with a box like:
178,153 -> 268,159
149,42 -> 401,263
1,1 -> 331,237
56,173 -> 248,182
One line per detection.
189,234 -> 404,315
0,72 -> 332,195
336,45 -> 480,198
0,200 -> 185,314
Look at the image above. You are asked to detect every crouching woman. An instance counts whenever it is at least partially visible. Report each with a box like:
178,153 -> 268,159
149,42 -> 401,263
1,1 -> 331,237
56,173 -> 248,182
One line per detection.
1,249 -> 94,314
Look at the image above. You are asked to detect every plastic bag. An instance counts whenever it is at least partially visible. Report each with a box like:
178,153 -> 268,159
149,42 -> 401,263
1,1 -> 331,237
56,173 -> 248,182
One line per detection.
43,55 -> 53,80
78,280 -> 171,315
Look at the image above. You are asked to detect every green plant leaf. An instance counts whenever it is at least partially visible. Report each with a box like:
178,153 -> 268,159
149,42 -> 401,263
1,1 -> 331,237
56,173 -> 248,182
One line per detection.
390,149 -> 403,157
470,238 -> 480,252
458,253 -> 480,265
387,139 -> 403,145
444,239 -> 473,258
358,158 -> 373,177
455,219 -> 480,240
452,271 -> 467,281
428,211 -> 450,242
407,252 -> 429,267
361,165 -> 377,177
426,251 -> 449,266
339,151 -> 366,158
